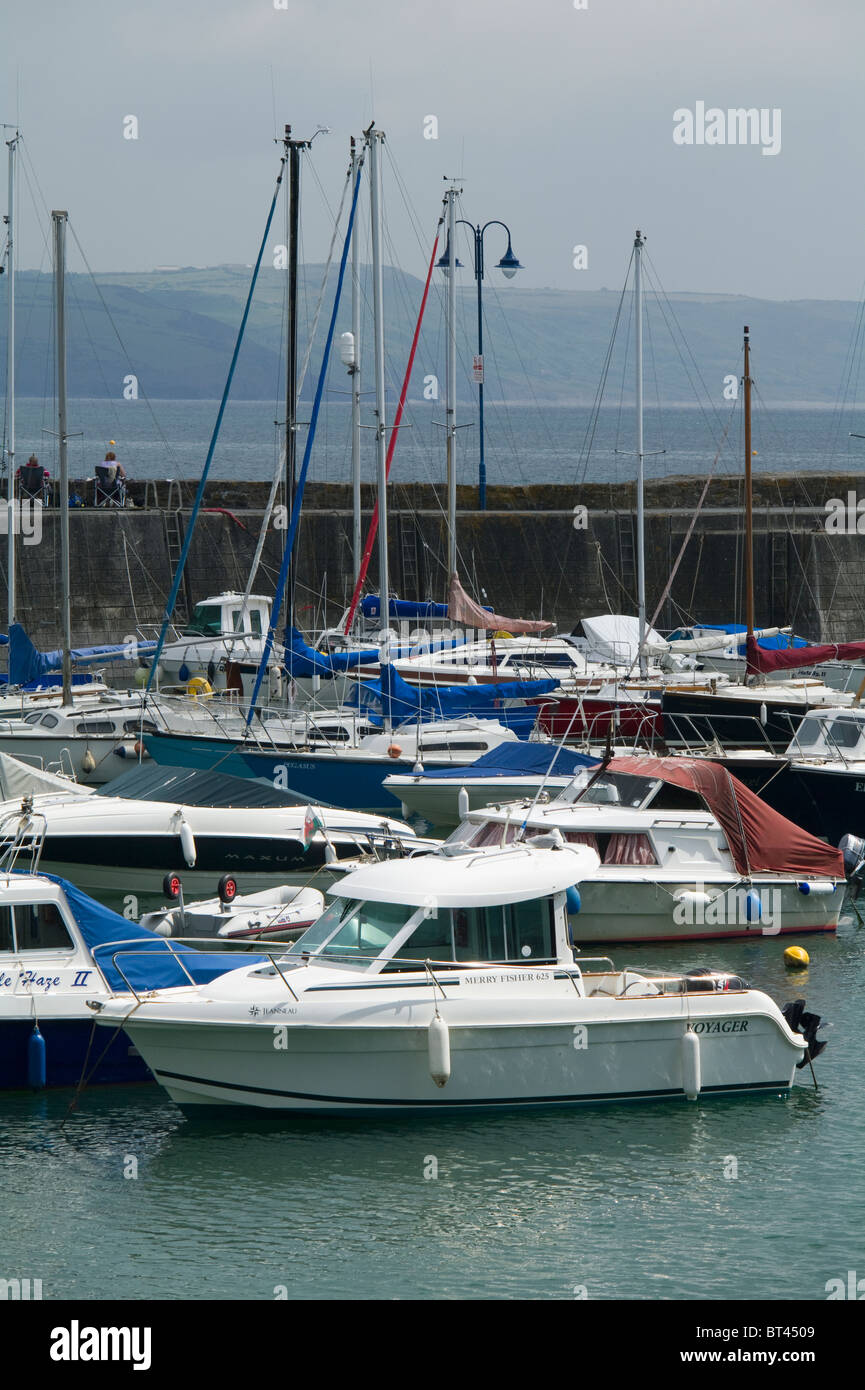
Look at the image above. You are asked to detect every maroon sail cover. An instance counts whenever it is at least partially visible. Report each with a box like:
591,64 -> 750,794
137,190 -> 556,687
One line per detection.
746,633 -> 865,676
606,754 -> 843,878
448,573 -> 552,634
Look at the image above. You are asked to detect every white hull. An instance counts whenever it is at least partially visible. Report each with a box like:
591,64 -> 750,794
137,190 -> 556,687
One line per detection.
570,877 -> 841,943
118,976 -> 804,1112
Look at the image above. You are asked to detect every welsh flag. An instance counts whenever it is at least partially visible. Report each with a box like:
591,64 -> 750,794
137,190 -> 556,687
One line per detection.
302,805 -> 325,849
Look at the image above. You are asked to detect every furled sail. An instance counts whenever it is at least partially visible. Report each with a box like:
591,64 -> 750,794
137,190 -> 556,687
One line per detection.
447,573 -> 552,634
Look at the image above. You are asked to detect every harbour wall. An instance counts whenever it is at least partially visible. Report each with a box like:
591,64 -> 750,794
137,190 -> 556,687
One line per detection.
4,474 -> 865,654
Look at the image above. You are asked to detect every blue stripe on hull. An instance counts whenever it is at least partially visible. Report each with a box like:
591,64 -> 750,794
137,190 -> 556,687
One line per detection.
0,1020 -> 153,1090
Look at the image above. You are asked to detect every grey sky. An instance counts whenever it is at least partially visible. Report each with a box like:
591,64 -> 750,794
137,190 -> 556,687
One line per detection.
5,0 -> 865,300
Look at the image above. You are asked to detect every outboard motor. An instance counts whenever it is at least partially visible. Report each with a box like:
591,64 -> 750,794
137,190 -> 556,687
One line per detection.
838,833 -> 865,894
782,998 -> 828,1067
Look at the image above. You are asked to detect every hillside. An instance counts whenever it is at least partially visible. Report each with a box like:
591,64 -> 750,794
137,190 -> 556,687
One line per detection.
0,264 -> 861,405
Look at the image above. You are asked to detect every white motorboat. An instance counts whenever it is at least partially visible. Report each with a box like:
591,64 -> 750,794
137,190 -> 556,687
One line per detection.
0,764 -> 421,908
157,592 -> 284,699
92,838 -> 826,1112
446,754 -> 847,942
0,691 -> 164,783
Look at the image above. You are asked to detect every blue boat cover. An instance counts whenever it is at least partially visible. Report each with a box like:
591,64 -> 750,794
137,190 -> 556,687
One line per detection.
284,626 -> 463,679
417,742 -> 600,780
34,872 -> 260,993
360,597 -> 453,620
668,622 -> 809,655
8,623 -> 157,686
351,663 -> 557,727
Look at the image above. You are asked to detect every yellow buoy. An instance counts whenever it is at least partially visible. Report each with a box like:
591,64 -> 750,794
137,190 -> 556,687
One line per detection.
784,946 -> 809,968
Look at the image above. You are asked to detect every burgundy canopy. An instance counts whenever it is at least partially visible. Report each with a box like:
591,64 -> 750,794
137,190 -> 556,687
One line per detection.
746,633 -> 865,677
606,754 -> 843,878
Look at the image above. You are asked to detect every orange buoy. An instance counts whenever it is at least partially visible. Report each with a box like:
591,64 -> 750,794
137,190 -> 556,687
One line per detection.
387,743 -> 402,759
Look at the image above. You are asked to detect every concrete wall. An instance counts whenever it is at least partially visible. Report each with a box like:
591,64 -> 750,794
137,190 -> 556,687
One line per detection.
4,474 -> 864,652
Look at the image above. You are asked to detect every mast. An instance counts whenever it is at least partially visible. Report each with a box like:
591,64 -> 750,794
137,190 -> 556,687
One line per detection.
52,210 -> 72,705
283,125 -> 308,635
368,126 -> 389,638
4,130 -> 17,630
350,136 -> 362,585
445,185 -> 458,581
634,229 -> 647,676
743,324 -> 755,648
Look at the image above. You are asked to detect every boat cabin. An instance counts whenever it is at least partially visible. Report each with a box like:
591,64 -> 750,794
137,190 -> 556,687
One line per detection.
281,842 -> 599,975
786,707 -> 865,762
181,593 -> 272,641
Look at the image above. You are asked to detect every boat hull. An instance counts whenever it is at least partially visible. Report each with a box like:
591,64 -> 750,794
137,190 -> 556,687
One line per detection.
568,877 -> 840,943
120,1002 -> 803,1112
0,1017 -> 151,1089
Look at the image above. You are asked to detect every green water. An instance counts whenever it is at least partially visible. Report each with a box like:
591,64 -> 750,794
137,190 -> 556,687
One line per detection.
2,916 -> 863,1301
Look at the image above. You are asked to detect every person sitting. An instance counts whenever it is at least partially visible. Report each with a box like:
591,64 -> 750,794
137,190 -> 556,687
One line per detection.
17,455 -> 50,504
94,445 -> 127,506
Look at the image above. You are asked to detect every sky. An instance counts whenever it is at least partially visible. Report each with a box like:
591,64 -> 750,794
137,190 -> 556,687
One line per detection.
4,0 -> 865,301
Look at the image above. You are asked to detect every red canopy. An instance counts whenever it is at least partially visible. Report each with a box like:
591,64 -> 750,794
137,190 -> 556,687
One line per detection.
606,754 -> 843,878
746,633 -> 865,676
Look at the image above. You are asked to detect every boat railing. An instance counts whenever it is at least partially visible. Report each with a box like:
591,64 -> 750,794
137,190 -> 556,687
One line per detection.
658,710 -> 781,754
99,939 -> 301,1004
0,799 -> 47,875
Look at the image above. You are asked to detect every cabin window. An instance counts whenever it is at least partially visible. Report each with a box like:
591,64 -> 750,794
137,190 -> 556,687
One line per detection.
12,903 -> 74,951
40,713 -> 60,729
468,821 -> 518,848
0,906 -> 13,952
123,720 -> 158,736
420,741 -> 489,754
790,720 -> 822,751
825,717 -> 862,751
183,604 -> 223,638
449,900 -> 556,963
75,720 -> 116,736
288,897 -> 415,964
572,772 -> 659,809
250,611 -> 262,637
602,833 -> 657,866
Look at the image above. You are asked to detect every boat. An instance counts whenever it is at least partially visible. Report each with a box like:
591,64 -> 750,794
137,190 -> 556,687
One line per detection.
445,754 -> 847,942
0,805 -> 256,1088
0,764 -> 421,907
144,714 -> 529,814
140,878 -> 326,942
91,837 -> 827,1112
385,741 -> 601,828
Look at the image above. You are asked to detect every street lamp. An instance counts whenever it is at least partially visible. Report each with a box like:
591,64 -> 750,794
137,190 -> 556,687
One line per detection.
437,219 -> 523,509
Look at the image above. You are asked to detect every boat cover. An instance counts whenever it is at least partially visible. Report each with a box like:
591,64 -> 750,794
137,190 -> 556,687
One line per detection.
669,622 -> 809,654
447,573 -> 553,634
284,627 -> 462,679
606,754 -> 843,877
97,763 -> 309,808
360,597 -> 454,620
415,742 -> 600,781
578,614 -> 668,661
0,751 -> 92,800
32,872 -> 260,992
351,662 -> 556,728
8,622 -> 157,685
745,633 -> 865,677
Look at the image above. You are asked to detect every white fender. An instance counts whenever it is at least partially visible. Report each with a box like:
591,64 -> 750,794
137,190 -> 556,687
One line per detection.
179,819 -> 197,868
82,749 -> 96,773
457,786 -> 470,820
682,1028 -> 701,1101
428,1012 -> 451,1088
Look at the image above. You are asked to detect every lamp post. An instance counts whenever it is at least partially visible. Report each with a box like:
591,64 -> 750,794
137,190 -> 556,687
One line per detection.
437,217 -> 522,510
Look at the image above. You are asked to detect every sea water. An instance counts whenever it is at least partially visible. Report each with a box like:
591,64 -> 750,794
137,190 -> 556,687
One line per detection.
1,907 -> 862,1300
